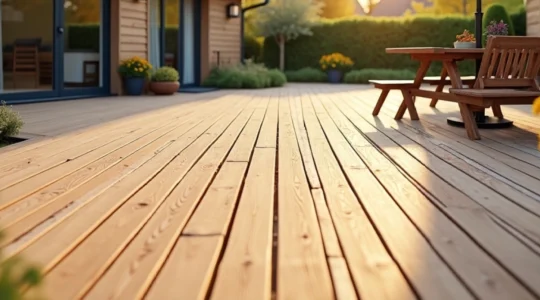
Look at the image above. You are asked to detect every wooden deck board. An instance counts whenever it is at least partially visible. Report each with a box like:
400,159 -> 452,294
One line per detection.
1,84 -> 539,299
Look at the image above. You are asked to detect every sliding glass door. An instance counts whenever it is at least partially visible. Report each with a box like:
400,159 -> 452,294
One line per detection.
149,0 -> 200,88
0,0 -> 109,103
181,0 -> 196,86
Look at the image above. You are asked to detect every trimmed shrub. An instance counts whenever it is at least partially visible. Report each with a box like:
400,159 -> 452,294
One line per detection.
511,6 -> 526,36
203,62 -> 287,89
285,68 -> 327,82
483,4 -> 515,36
344,69 -> 416,84
268,69 -> 288,86
0,101 -> 24,142
152,67 -> 179,82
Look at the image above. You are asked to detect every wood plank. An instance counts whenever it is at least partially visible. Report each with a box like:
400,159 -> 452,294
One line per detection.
344,93 -> 540,296
0,100 -> 233,245
289,92 -> 322,189
89,162 -> 248,300
37,100 -> 254,299
7,98 -> 249,260
367,99 -> 540,246
210,148 -> 276,300
256,97 -> 278,148
275,96 -> 334,300
303,95 -> 466,299
320,94 -> 535,299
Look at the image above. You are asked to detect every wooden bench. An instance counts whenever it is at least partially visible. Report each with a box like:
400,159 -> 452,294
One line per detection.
449,36 -> 540,140
370,75 -> 476,116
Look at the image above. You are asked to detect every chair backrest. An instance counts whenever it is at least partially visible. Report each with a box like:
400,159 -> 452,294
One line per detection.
13,44 -> 39,74
476,36 -> 540,91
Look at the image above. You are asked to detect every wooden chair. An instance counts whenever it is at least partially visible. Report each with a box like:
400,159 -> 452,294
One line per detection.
12,43 -> 40,89
83,61 -> 100,86
450,36 -> 540,140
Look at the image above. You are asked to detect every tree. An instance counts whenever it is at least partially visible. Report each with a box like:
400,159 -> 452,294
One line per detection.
253,0 -> 323,71
321,0 -> 356,18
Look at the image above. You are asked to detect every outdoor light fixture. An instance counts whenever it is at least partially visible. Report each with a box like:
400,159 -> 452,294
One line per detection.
227,3 -> 241,19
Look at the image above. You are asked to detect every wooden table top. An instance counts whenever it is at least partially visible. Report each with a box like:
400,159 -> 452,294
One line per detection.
386,47 -> 485,54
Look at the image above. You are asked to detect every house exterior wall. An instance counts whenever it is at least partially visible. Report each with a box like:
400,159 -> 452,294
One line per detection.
110,0 -> 242,94
200,0 -> 242,80
528,0 -> 540,36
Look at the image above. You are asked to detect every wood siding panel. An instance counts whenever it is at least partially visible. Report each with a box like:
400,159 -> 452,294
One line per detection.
119,0 -> 149,60
527,0 -> 540,36
206,0 -> 241,74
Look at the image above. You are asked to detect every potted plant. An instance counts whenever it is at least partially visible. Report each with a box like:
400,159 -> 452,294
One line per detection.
320,53 -> 354,84
454,30 -> 476,48
485,20 -> 509,39
118,56 -> 152,96
149,67 -> 180,95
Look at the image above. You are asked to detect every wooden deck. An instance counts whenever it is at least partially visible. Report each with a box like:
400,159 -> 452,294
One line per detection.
1,84 -> 540,299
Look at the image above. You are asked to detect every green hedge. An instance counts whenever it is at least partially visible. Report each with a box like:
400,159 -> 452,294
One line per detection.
344,69 -> 416,84
285,68 -> 327,82
263,10 -> 526,76
203,62 -> 287,89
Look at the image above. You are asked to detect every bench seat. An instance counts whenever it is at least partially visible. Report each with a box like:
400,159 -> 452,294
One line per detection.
450,88 -> 540,98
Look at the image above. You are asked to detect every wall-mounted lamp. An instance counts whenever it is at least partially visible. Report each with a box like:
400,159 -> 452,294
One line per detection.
227,3 -> 241,19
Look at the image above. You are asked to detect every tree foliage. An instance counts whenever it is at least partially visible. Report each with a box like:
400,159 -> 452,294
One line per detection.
252,0 -> 323,70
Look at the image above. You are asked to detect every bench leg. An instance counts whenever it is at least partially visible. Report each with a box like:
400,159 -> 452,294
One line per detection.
395,90 -> 418,121
492,104 -> 503,118
373,89 -> 390,116
459,103 -> 481,140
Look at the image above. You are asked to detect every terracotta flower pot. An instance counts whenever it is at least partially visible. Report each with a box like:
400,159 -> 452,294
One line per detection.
149,81 -> 180,95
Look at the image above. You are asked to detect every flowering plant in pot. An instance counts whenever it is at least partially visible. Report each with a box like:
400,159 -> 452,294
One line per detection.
149,67 -> 180,95
485,20 -> 509,37
118,57 -> 152,96
454,30 -> 476,48
319,53 -> 354,83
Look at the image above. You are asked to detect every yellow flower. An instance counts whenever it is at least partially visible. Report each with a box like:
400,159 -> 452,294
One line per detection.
533,97 -> 540,115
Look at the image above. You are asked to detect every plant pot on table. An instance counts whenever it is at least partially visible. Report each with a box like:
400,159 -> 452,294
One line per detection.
123,77 -> 146,95
453,41 -> 476,49
149,81 -> 180,95
327,69 -> 343,83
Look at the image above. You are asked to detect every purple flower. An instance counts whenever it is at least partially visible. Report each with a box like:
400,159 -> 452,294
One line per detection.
485,20 -> 509,36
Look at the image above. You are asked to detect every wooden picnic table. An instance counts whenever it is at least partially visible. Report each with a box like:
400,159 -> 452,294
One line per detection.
386,47 -> 513,128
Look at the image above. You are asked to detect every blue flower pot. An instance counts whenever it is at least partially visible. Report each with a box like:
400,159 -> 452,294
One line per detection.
123,77 -> 146,95
327,70 -> 343,84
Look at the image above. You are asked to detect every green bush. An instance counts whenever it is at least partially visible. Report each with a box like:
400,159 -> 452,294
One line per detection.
0,101 -> 23,142
0,232 -> 43,300
152,67 -> 179,82
203,62 -> 287,89
511,6 -> 526,36
344,69 -> 416,84
244,35 -> 263,61
483,4 -> 515,36
262,12 -> 525,76
285,67 -> 328,82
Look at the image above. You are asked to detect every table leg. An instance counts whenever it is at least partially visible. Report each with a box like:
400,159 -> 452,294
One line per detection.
397,60 -> 430,120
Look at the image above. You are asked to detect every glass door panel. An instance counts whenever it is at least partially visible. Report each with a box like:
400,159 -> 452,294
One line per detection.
0,0 -> 54,94
165,0 -> 180,70
182,0 -> 196,85
62,0 -> 102,89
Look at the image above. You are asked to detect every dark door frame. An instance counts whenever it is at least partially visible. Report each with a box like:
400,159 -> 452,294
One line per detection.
1,0 -> 111,104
